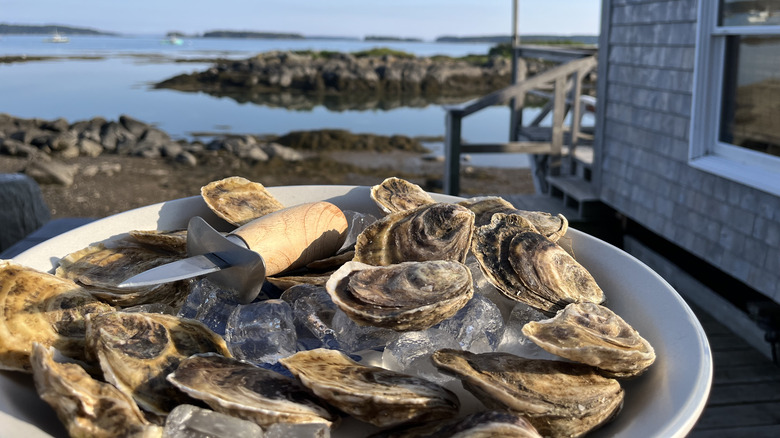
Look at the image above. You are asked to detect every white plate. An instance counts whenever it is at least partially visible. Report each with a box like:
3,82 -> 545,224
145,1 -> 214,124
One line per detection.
6,185 -> 712,437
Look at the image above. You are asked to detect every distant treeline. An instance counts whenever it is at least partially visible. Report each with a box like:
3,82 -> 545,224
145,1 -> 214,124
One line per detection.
0,23 -> 116,35
202,30 -> 305,39
436,34 -> 599,45
365,35 -> 423,42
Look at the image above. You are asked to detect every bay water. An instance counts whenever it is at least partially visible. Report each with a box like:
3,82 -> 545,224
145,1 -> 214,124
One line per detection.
0,35 -> 582,168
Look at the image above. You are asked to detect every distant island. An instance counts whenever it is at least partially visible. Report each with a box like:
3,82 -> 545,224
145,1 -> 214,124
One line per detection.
365,35 -> 423,42
202,30 -> 305,39
436,34 -> 599,46
0,23 -> 116,35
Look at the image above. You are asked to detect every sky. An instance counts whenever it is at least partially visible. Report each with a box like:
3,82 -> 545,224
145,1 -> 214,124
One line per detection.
0,0 -> 601,40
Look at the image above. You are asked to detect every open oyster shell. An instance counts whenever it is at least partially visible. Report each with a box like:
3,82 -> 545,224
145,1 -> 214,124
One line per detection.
354,203 -> 475,266
201,176 -> 285,226
279,348 -> 460,428
167,353 -> 337,427
523,302 -> 656,378
431,349 -> 624,438
458,196 -> 568,242
31,343 -> 162,438
0,260 -> 114,372
472,213 -> 604,314
55,241 -> 190,309
326,260 -> 473,331
85,312 -> 231,416
370,177 -> 436,214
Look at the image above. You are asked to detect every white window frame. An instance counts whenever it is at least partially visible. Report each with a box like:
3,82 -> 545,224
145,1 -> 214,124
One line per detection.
690,2 -> 780,196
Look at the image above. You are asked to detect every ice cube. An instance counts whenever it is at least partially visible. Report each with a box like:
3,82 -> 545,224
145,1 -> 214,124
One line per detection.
339,210 -> 377,252
163,404 -> 263,438
264,421 -> 330,438
433,293 -> 504,353
225,299 -> 297,365
178,278 -> 241,336
497,302 -> 559,360
282,284 -> 341,351
331,309 -> 399,353
382,329 -> 460,384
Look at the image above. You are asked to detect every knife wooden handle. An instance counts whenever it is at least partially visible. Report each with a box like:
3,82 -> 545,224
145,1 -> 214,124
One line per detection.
231,201 -> 348,276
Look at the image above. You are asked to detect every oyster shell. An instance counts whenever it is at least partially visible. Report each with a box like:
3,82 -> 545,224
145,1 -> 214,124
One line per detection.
458,196 -> 568,242
0,260 -> 114,372
55,241 -> 190,309
326,260 -> 473,331
167,353 -> 337,427
279,348 -> 460,428
431,349 -> 624,438
128,229 -> 188,254
371,410 -> 542,438
370,177 -> 436,214
354,203 -> 475,266
522,302 -> 656,378
31,343 -> 162,438
201,176 -> 285,226
85,311 -> 231,416
472,213 -> 603,314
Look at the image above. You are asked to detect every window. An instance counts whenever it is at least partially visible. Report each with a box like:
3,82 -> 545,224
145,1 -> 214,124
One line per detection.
691,1 -> 780,195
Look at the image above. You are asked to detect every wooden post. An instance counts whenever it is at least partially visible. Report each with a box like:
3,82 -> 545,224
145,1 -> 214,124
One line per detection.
550,75 -> 567,175
444,110 -> 463,196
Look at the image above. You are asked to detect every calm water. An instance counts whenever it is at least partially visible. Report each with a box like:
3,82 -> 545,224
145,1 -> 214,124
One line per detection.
0,35 -> 576,167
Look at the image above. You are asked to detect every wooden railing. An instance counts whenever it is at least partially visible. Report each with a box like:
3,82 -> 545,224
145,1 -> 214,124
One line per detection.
443,49 -> 598,195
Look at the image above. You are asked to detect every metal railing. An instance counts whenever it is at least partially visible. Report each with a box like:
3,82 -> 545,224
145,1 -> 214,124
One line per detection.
443,48 -> 598,195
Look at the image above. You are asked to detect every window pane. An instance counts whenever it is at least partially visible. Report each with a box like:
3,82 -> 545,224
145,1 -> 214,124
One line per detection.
720,0 -> 780,26
719,35 -> 780,158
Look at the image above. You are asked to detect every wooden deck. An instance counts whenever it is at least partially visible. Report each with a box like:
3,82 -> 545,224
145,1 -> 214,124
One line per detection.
688,302 -> 780,437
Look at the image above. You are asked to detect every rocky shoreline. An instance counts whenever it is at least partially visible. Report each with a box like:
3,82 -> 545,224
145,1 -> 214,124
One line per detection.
0,113 -> 536,219
155,50 -> 536,109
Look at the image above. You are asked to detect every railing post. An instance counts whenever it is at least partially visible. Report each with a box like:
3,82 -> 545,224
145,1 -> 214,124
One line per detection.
550,75 -> 567,176
509,58 -> 527,141
444,110 -> 463,196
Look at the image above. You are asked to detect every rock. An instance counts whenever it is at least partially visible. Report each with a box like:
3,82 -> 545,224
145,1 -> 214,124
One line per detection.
24,158 -> 77,186
119,114 -> 149,137
0,173 -> 50,253
0,138 -> 38,157
78,138 -> 104,157
161,141 -> 184,158
175,151 -> 198,166
48,131 -> 79,151
40,117 -> 69,133
244,144 -> 269,163
261,142 -> 303,161
57,143 -> 80,159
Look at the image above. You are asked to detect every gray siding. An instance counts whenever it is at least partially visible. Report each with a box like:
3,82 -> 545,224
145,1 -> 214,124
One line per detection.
597,0 -> 780,302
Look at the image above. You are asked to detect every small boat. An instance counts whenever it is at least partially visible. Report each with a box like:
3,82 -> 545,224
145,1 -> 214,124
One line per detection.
45,30 -> 69,43
162,35 -> 184,45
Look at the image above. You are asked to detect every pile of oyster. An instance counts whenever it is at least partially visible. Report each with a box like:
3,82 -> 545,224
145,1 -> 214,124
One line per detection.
0,176 -> 655,438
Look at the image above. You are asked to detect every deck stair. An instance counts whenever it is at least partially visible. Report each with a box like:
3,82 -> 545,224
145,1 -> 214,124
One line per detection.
443,45 -> 603,219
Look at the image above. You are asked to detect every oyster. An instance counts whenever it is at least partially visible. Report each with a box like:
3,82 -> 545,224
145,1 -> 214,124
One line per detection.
326,260 -> 473,331
431,349 -> 624,438
371,410 -> 542,438
458,196 -> 568,242
55,241 -> 190,309
0,260 -> 114,372
201,176 -> 285,226
354,203 -> 475,266
472,213 -> 603,314
370,177 -> 436,214
30,343 -> 162,438
279,348 -> 460,428
168,353 -> 337,427
522,302 -> 656,378
85,311 -> 231,416
325,260 -> 474,331
128,229 -> 188,254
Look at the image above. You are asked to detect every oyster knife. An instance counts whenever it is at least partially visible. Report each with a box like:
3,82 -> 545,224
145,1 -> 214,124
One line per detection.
118,201 -> 347,304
